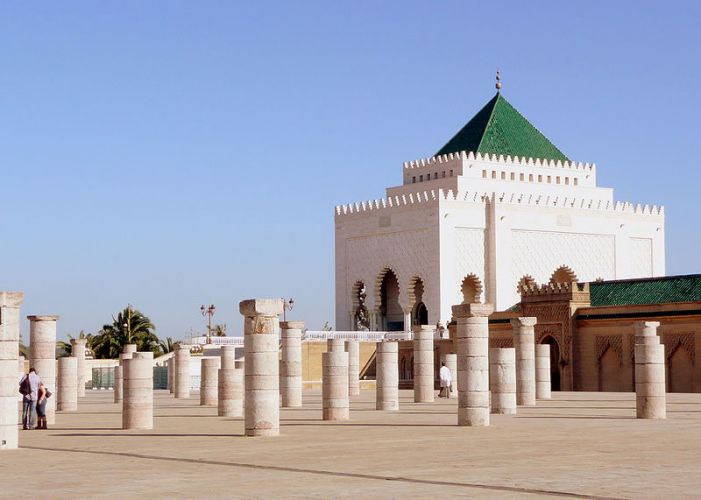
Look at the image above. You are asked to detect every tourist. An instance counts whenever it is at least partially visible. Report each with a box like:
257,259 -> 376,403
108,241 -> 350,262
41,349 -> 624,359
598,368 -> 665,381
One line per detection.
19,368 -> 41,430
35,382 -> 49,430
439,361 -> 452,398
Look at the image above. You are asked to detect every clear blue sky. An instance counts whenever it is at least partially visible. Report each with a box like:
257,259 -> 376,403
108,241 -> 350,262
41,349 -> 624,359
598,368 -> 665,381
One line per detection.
2,1 -> 700,341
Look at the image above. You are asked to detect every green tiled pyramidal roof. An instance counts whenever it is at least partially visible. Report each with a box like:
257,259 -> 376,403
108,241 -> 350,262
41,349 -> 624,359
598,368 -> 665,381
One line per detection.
435,93 -> 569,162
590,275 -> 701,307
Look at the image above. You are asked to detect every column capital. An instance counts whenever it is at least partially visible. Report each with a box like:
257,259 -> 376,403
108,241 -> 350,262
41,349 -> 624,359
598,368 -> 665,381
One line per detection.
27,315 -> 60,322
510,317 -> 537,328
634,321 -> 660,332
411,325 -> 435,334
451,303 -> 494,319
280,321 -> 305,330
71,338 -> 88,346
0,291 -> 24,308
239,298 -> 283,317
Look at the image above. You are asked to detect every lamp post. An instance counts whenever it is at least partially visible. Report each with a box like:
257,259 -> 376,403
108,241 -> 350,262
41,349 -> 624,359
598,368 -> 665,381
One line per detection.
123,303 -> 133,344
200,304 -> 216,344
282,298 -> 294,322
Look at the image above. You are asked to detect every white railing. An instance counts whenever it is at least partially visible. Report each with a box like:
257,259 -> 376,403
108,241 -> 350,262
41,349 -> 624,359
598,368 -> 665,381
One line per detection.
189,336 -> 244,346
302,331 -> 412,342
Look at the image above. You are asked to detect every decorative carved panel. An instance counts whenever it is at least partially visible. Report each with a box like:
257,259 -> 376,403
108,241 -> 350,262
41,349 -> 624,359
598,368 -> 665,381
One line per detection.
663,333 -> 695,364
596,335 -> 623,365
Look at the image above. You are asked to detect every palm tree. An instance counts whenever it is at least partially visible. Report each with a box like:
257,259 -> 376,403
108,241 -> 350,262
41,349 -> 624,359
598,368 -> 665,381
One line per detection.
211,324 -> 227,337
19,337 -> 29,359
158,336 -> 179,355
90,305 -> 159,359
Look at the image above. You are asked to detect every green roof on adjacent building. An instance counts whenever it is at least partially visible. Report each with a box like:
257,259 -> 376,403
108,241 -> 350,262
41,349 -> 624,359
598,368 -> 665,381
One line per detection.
435,92 -> 569,162
589,275 -> 701,307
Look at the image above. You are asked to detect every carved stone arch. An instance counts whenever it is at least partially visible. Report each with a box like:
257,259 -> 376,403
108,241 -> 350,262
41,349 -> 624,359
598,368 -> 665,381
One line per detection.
517,275 -> 537,294
460,274 -> 483,304
373,266 -> 401,311
549,265 -> 578,284
351,280 -> 366,310
406,275 -> 425,310
351,280 -> 369,331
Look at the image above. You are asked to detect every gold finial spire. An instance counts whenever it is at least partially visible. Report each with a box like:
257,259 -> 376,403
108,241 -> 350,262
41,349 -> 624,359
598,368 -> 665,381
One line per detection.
495,69 -> 502,92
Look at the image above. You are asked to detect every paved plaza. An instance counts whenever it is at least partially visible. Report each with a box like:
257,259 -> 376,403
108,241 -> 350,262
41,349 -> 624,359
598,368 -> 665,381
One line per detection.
5,390 -> 701,498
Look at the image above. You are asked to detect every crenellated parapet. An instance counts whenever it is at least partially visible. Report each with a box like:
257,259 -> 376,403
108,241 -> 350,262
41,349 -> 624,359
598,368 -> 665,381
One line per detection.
403,150 -> 596,172
334,188 -> 665,218
520,281 -> 591,304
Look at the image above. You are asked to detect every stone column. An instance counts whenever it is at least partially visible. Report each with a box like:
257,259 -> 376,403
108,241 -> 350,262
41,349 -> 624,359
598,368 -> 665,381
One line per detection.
453,303 -> 493,427
122,344 -> 137,357
200,358 -> 220,406
489,348 -> 516,415
114,366 -> 123,403
511,317 -> 537,406
116,344 -> 136,403
345,339 -> 360,397
70,338 -> 87,397
18,356 -> 25,381
634,321 -> 666,419
218,350 -> 243,418
28,315 -> 59,425
123,352 -> 153,430
221,345 -> 237,369
322,338 -> 349,421
240,298 -> 283,437
535,344 -> 552,400
441,353 -> 458,399
376,341 -> 399,410
412,325 -> 435,403
0,292 -> 23,450
403,310 -> 411,333
174,344 -> 191,399
280,321 -> 303,407
57,356 -> 78,412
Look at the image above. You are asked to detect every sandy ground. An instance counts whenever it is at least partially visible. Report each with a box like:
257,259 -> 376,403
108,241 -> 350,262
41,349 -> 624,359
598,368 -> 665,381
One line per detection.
3,389 -> 701,499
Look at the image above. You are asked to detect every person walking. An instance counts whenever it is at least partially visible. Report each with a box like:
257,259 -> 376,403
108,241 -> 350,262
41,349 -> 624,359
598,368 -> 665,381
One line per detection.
439,361 -> 452,398
19,368 -> 41,430
36,382 -> 49,430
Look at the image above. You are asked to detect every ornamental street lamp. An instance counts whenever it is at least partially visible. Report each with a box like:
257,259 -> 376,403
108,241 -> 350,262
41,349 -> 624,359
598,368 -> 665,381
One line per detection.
200,304 -> 216,344
282,298 -> 294,322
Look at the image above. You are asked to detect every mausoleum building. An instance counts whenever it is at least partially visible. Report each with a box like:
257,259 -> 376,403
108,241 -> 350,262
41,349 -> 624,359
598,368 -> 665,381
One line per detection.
335,90 -> 665,331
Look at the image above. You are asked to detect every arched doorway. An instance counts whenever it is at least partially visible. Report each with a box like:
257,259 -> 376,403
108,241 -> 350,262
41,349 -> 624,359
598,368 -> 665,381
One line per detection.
460,274 -> 483,304
410,277 -> 428,326
378,269 -> 403,331
668,344 -> 694,393
541,335 -> 561,391
598,346 -> 623,392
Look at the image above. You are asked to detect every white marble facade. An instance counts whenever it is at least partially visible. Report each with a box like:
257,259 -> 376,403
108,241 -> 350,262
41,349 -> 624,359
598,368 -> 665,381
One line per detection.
335,152 -> 665,331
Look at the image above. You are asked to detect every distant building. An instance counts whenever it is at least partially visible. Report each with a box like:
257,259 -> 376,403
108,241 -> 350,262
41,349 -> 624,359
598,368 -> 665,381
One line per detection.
335,89 -> 664,331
